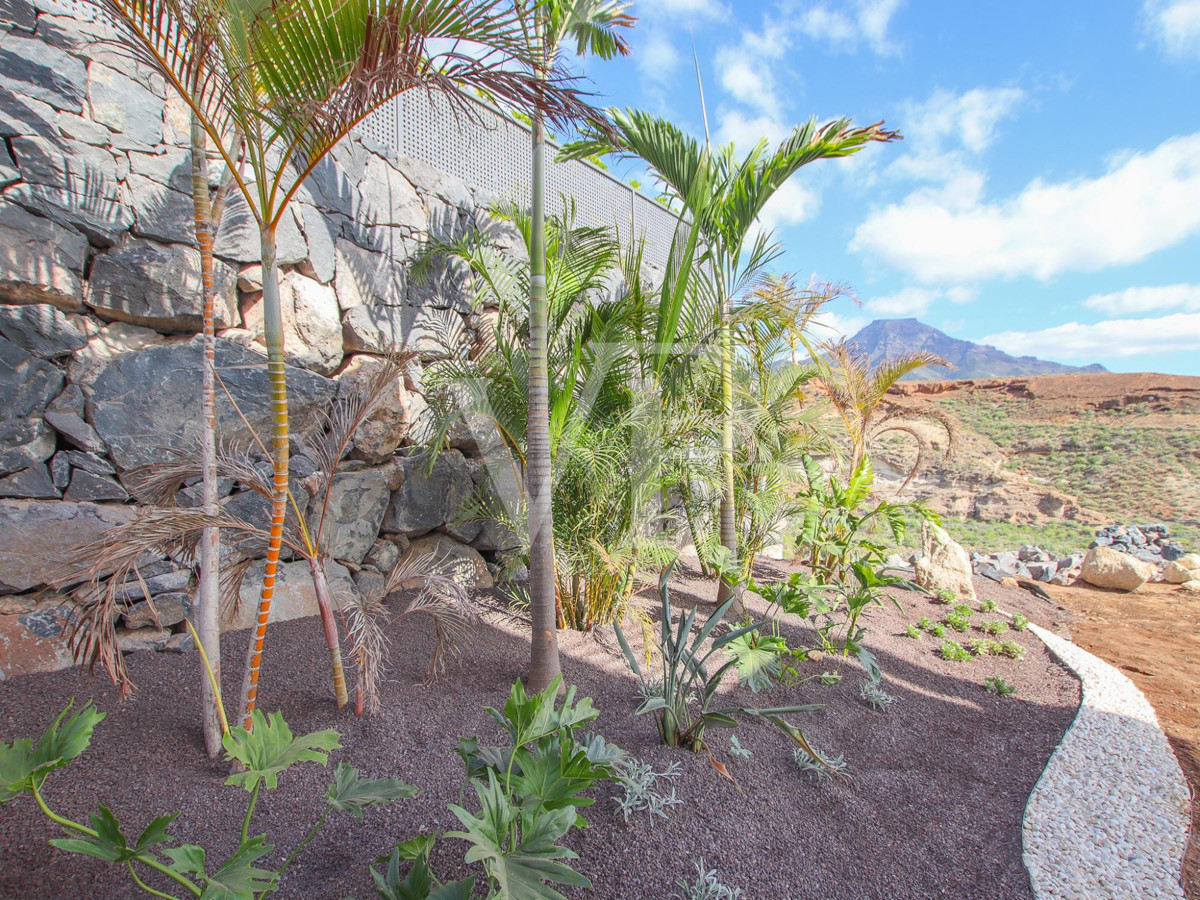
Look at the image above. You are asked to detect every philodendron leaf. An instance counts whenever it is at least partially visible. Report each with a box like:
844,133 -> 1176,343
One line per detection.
49,805 -> 132,863
722,632 -> 784,693
1,702 -> 104,801
223,710 -> 340,792
371,843 -> 476,900
327,761 -> 417,817
197,835 -> 278,900
447,775 -> 589,900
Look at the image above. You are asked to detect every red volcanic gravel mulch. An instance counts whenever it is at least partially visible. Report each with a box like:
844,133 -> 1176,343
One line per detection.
0,562 -> 1079,899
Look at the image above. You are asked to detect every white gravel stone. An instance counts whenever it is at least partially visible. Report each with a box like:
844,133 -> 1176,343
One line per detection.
1021,621 -> 1191,900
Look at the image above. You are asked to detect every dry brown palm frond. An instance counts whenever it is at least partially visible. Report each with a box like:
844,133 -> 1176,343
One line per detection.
50,506 -> 264,695
126,441 -> 274,506
347,549 -> 481,708
305,352 -> 411,546
871,402 -> 959,492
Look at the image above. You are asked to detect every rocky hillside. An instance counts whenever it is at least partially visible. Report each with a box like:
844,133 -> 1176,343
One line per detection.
872,372 -> 1200,533
847,318 -> 1107,381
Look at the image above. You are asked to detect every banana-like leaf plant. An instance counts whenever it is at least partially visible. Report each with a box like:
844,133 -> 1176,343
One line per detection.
96,0 -> 598,727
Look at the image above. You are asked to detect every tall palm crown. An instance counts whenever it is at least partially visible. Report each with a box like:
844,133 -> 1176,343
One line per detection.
564,109 -> 901,604
99,0 -> 600,725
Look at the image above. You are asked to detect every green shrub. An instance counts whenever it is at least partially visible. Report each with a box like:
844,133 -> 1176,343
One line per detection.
984,676 -> 1017,698
2,703 -> 413,900
978,598 -> 997,613
904,625 -> 922,639
939,641 -> 971,662
981,620 -> 1009,636
945,610 -> 971,633
1012,614 -> 1029,631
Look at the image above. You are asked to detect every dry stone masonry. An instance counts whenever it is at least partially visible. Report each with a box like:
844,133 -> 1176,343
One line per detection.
0,0 -> 525,679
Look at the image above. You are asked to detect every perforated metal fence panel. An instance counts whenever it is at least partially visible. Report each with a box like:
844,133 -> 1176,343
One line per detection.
40,0 -> 680,269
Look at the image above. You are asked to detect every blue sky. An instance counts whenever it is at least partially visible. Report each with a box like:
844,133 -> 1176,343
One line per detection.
566,0 -> 1200,376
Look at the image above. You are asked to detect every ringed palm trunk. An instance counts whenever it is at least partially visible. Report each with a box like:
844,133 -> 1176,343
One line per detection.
527,97 -> 561,693
238,225 -> 290,727
189,117 -> 224,757
715,292 -> 744,615
309,554 -> 349,708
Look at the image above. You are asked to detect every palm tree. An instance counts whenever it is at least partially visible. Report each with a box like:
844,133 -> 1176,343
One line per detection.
100,0 -> 594,726
815,339 -> 957,489
564,110 -> 900,606
188,115 -> 240,757
518,0 -> 633,691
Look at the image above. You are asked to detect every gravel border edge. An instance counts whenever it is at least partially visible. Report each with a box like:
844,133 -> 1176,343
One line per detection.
1021,621 -> 1191,899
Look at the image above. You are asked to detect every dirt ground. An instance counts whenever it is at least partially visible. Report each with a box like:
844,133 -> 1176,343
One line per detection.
0,563 -> 1078,899
1036,580 -> 1199,899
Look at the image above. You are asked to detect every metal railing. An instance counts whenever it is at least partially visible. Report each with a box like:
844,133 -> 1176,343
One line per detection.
357,90 -> 681,271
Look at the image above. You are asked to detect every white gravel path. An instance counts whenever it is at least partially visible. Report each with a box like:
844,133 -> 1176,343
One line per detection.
1022,621 -> 1192,900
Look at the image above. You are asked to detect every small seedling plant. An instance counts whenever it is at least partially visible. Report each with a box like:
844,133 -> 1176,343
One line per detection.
979,598 -> 998,613
1012,614 -> 1029,632
981,620 -> 1009,636
673,859 -> 745,900
1,702 -> 414,899
903,625 -> 922,640
939,641 -> 972,662
985,676 -> 1017,698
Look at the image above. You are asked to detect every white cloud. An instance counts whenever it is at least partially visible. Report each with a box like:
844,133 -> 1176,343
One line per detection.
715,109 -> 791,152
852,132 -> 1200,282
982,312 -> 1200,360
637,30 -> 682,83
640,0 -> 729,17
866,285 -> 976,317
757,178 -> 821,231
1083,282 -> 1200,315
811,308 -> 871,342
793,0 -> 904,55
1143,0 -> 1200,60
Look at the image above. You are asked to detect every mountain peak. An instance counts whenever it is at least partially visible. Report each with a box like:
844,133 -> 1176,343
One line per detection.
846,318 -> 1107,381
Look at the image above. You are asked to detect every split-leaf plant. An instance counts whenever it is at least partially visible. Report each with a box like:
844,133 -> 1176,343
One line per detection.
1,702 -> 414,899
376,677 -> 616,899
613,567 -> 824,760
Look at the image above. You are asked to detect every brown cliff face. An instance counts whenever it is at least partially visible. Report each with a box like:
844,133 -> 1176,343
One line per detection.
873,372 -> 1200,526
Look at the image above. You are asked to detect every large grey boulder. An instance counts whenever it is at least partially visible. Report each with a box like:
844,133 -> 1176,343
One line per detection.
225,558 -> 356,631
382,450 -> 472,537
6,136 -> 132,244
0,203 -> 89,310
86,337 -> 335,471
1079,546 -> 1156,592
86,240 -> 238,332
321,467 -> 392,565
0,32 -> 87,113
0,597 -> 76,682
241,270 -> 342,375
0,463 -> 59,499
333,237 -> 406,309
356,154 -> 425,231
0,304 -> 90,358
0,499 -> 136,591
337,354 -> 415,463
86,61 -> 165,149
912,521 -> 977,603
0,335 -> 63,475
342,302 -> 468,360
404,533 -> 492,590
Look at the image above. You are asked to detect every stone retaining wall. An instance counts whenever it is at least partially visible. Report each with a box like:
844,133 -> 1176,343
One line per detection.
0,0 -> 521,679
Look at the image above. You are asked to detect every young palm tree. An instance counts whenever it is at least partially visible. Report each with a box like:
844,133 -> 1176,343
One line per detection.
99,0 -> 594,726
564,110 -> 901,605
518,0 -> 633,690
815,339 -> 957,489
188,115 -> 240,756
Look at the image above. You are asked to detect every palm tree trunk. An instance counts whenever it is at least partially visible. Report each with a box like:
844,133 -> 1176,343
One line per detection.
239,225 -> 289,728
309,555 -> 348,708
190,117 -> 224,757
716,291 -> 744,615
527,95 -> 561,693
